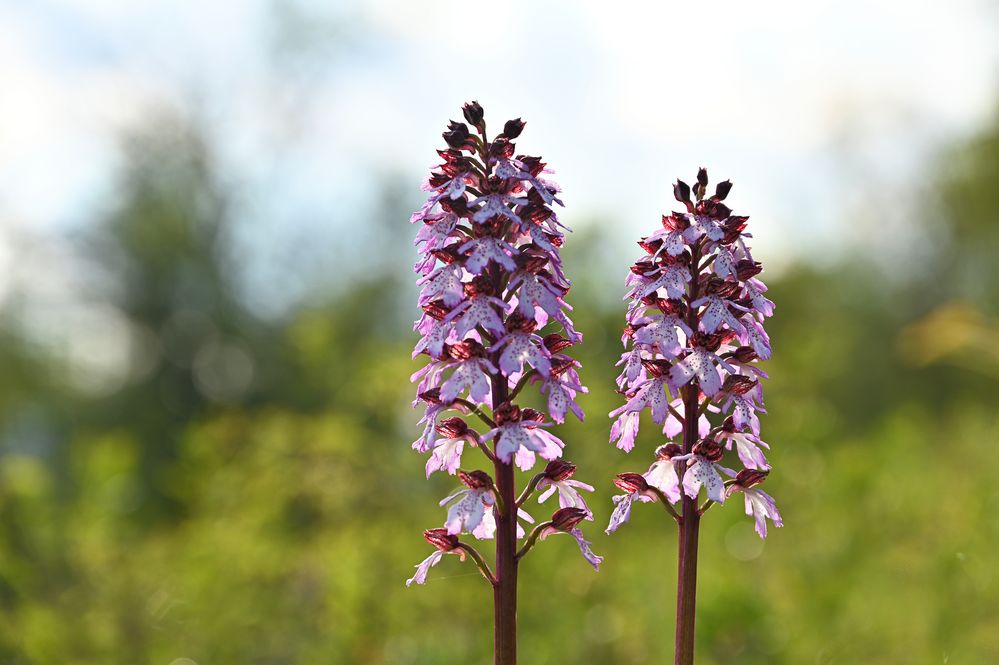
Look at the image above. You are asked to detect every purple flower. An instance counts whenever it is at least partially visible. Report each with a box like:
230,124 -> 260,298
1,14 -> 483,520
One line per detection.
425,417 -> 478,477
607,169 -> 779,543
407,104 -> 597,593
495,331 -> 551,378
406,528 -> 465,587
643,444 -> 684,503
536,459 -> 594,513
605,473 -> 659,534
441,471 -> 497,539
539,356 -> 586,424
539,508 -> 603,570
633,314 -> 692,358
718,430 -> 770,470
669,347 -> 735,398
439,356 -> 496,405
727,469 -> 783,538
484,412 -> 565,471
609,410 -> 640,452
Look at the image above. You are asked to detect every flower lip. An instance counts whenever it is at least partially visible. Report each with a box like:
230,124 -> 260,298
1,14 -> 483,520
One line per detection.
614,472 -> 650,494
423,527 -> 461,552
543,458 -> 577,482
459,469 -> 494,490
550,507 -> 589,532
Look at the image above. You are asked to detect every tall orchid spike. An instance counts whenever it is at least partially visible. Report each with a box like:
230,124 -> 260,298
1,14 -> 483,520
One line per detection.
606,169 -> 781,665
407,102 -> 598,665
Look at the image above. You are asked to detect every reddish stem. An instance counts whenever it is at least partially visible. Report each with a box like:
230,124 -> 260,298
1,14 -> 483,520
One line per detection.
675,243 -> 703,665
491,374 -> 518,665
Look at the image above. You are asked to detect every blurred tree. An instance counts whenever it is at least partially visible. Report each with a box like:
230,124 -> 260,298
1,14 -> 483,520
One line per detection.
0,104 -> 998,663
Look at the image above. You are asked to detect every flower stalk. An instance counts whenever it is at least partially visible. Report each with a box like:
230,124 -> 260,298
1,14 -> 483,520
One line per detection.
407,102 -> 600,665
606,170 -> 782,665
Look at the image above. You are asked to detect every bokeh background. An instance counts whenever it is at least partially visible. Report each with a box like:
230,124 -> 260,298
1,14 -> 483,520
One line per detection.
2,2 -> 998,664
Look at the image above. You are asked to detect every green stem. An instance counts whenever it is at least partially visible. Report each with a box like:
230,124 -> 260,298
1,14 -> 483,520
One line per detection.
456,543 -> 497,585
515,521 -> 553,560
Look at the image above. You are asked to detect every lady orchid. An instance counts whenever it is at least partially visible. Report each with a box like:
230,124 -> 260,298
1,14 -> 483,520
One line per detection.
606,170 -> 782,665
407,102 -> 598,665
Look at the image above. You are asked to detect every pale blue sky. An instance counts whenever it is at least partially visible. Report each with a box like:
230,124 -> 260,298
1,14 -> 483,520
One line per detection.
1,0 -> 997,313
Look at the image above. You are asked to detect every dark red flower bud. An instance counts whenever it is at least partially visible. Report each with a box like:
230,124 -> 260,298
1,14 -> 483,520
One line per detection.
631,259 -> 655,275
733,468 -> 769,490
447,340 -> 484,361
462,101 -> 484,126
662,213 -> 687,231
614,472 -> 650,494
521,250 -> 549,274
549,356 -> 577,378
691,331 -> 724,352
641,358 -> 672,378
543,458 -> 577,481
459,470 -> 494,490
673,179 -> 692,205
732,345 -> 758,363
423,528 -> 461,552
721,374 -> 757,396
436,417 -> 470,439
493,401 -> 520,425
443,121 -> 474,151
550,507 -> 588,532
714,179 -> 733,201
505,311 -> 537,333
655,443 -> 683,460
422,300 -> 451,321
693,438 -> 725,462
418,388 -> 443,405
736,260 -> 763,281
488,138 -> 515,159
639,237 -> 664,254
465,275 -> 496,298
543,333 -> 574,354
521,408 -> 546,424
439,195 -> 472,218
432,246 -> 462,265
694,167 -> 709,200
705,277 -> 741,298
502,118 -> 525,139
517,155 -> 545,177
697,199 -> 731,220
522,204 -> 553,225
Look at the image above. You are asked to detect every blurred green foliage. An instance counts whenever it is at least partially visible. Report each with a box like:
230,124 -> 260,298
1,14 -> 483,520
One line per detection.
1,111 -> 998,665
